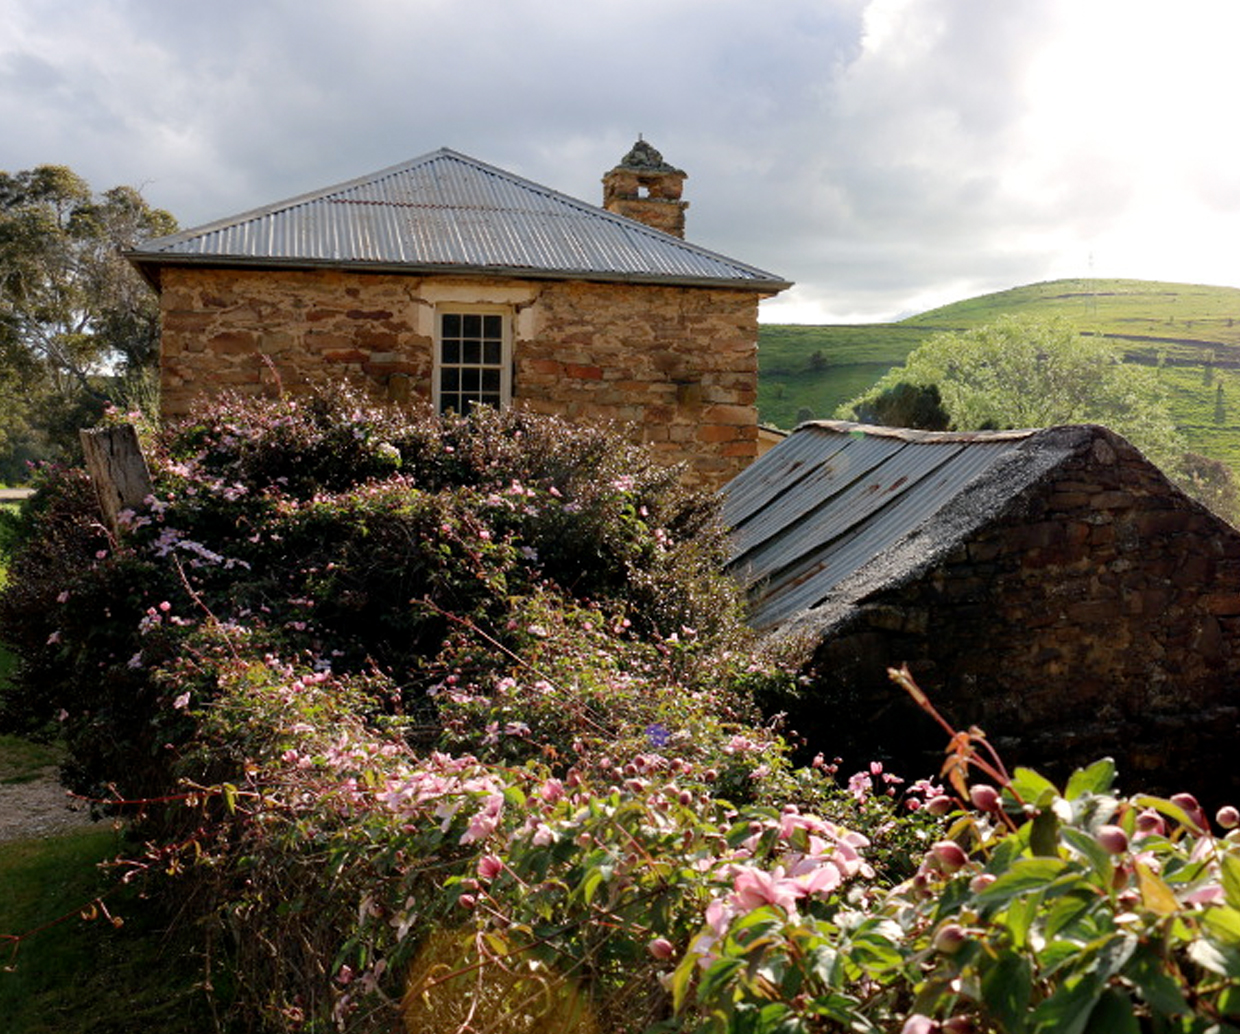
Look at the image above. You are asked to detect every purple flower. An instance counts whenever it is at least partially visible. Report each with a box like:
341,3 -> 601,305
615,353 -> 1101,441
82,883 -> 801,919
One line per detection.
645,723 -> 670,748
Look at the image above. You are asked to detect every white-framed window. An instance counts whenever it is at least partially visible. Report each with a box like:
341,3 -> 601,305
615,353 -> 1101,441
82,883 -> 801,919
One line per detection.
433,307 -> 512,415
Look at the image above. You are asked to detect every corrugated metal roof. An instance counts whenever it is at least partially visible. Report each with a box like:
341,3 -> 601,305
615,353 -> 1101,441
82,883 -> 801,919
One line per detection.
720,420 -> 1076,631
128,148 -> 791,292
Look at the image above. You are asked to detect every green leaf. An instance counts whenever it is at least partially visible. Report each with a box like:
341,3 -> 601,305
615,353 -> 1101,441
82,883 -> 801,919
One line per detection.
1135,862 -> 1180,916
1222,853 -> 1240,910
669,950 -> 698,1013
1217,984 -> 1240,1018
579,866 -> 605,906
975,857 -> 1070,908
981,950 -> 1032,1033
221,781 -> 238,814
1046,892 -> 1098,940
1065,759 -> 1117,801
1127,944 -> 1190,1016
1204,906 -> 1240,946
806,945 -> 840,988
697,956 -> 745,1006
1007,893 -> 1041,950
1030,807 -> 1061,858
1031,976 -> 1104,1034
1082,987 -> 1140,1034
1009,767 -> 1060,809
1060,827 -> 1114,886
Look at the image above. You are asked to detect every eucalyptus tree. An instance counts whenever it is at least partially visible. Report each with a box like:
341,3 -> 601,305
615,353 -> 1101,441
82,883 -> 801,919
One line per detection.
0,165 -> 176,475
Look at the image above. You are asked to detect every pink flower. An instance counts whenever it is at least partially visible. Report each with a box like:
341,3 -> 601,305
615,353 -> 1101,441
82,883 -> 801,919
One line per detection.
477,854 -> 504,881
731,866 -> 802,915
460,793 -> 504,845
901,1015 -> 938,1034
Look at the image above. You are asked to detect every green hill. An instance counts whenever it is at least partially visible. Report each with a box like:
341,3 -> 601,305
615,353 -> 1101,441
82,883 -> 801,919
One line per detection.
758,278 -> 1240,472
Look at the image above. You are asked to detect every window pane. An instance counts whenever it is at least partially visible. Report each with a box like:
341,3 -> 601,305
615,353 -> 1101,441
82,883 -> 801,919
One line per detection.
482,369 -> 500,392
442,313 -> 461,337
462,369 -> 480,393
483,314 -> 502,338
443,340 -> 460,364
463,313 -> 482,337
463,341 -> 481,365
442,369 -> 460,392
483,340 -> 501,365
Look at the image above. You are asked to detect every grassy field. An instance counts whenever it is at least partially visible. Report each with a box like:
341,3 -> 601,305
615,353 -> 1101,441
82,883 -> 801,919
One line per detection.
758,278 -> 1240,472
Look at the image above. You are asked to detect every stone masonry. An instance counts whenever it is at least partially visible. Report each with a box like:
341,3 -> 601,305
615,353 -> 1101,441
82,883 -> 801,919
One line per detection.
793,428 -> 1240,801
158,267 -> 761,489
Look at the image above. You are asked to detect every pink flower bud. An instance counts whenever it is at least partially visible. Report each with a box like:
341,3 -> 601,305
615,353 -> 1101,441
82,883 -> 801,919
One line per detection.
1171,792 -> 1206,828
901,1016 -> 937,1034
969,873 -> 996,894
647,937 -> 675,961
933,923 -> 968,954
1135,809 -> 1165,836
678,789 -> 693,806
457,893 -> 476,909
969,784 -> 1001,813
926,795 -> 956,816
930,840 -> 969,872
1096,825 -> 1129,855
1218,805 -> 1240,830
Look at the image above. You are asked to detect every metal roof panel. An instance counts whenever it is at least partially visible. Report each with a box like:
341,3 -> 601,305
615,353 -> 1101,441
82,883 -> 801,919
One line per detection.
129,148 -> 791,291
720,421 -> 1053,630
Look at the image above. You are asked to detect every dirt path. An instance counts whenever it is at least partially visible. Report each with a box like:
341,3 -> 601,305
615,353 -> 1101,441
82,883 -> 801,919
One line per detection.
0,768 -> 95,842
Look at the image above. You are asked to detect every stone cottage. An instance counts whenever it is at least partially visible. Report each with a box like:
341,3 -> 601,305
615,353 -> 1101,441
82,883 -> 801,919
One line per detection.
722,419 -> 1240,798
127,141 -> 790,488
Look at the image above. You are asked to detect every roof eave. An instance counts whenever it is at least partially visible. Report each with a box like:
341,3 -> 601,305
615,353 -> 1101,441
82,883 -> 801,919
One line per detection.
124,251 -> 793,294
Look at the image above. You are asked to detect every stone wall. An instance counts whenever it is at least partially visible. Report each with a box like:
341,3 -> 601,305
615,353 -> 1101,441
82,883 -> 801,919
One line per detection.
158,267 -> 762,488
799,432 -> 1240,799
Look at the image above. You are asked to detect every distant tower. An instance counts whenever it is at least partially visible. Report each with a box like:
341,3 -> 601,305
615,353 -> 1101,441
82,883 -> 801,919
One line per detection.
602,138 -> 688,238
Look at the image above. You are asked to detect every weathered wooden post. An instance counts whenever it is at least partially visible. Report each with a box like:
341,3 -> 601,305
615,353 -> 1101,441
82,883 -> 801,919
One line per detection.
79,424 -> 154,536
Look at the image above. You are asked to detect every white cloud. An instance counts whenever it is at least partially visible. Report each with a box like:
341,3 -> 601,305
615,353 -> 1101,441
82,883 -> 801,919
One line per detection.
4,0 -> 1240,322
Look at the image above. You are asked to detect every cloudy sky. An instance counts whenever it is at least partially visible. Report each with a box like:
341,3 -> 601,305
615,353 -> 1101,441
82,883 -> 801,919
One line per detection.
4,0 -> 1240,323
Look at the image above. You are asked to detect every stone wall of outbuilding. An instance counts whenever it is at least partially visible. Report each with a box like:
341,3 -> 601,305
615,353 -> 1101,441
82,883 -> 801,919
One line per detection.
800,431 -> 1240,801
157,267 -> 762,488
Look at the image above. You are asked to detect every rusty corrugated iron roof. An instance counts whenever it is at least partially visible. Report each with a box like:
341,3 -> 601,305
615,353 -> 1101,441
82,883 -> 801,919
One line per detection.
128,148 -> 791,292
721,420 -> 1085,631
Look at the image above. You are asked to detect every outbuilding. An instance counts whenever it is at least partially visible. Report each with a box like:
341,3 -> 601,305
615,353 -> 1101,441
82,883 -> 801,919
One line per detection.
723,419 -> 1240,796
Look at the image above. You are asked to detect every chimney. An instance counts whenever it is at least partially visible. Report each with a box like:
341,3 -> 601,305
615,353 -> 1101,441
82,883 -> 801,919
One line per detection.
602,138 -> 688,238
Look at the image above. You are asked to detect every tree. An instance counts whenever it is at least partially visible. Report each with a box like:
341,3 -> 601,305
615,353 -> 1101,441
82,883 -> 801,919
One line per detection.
839,316 -> 1187,473
851,381 -> 951,430
0,165 -> 176,474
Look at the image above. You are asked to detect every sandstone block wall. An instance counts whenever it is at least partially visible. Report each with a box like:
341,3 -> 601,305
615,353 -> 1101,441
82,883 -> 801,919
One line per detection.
158,267 -> 762,488
801,434 -> 1240,799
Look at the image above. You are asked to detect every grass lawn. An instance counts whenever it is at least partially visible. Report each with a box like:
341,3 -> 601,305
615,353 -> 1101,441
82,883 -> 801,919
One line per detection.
0,823 -> 225,1033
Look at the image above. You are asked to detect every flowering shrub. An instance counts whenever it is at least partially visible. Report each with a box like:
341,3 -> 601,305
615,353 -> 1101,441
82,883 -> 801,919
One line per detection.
5,393 -> 1236,1033
0,391 -> 750,801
